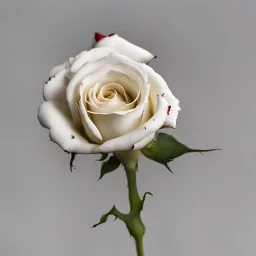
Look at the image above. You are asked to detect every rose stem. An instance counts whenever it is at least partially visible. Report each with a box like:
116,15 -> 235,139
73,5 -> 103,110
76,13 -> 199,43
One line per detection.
93,158 -> 151,256
124,165 -> 146,256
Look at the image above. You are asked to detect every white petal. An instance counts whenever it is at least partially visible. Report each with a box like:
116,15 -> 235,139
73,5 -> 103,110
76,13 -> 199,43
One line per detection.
96,95 -> 168,153
106,69 -> 140,100
66,54 -> 115,127
49,61 -> 69,77
109,61 -> 150,114
133,132 -> 155,149
70,48 -> 113,73
94,34 -> 154,63
43,68 -> 68,101
79,100 -> 103,143
38,100 -> 98,154
141,64 -> 180,128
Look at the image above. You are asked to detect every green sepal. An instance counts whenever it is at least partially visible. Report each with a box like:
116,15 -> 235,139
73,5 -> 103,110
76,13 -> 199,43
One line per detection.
96,153 -> 108,161
98,155 -> 121,180
141,133 -> 220,172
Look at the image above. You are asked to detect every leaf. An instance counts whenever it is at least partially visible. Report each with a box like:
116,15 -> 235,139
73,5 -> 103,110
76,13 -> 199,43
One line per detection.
96,153 -> 108,161
141,133 -> 220,172
98,156 -> 121,180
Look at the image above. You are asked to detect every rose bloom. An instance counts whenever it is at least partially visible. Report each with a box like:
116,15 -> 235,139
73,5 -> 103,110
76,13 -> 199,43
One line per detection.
38,33 -> 180,154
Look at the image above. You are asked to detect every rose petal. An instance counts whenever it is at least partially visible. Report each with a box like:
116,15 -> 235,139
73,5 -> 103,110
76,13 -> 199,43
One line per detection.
133,132 -> 155,150
94,34 -> 154,64
67,55 -> 115,127
78,100 -> 103,143
96,95 -> 168,152
38,100 -> 98,154
43,68 -> 68,101
141,64 -> 180,128
70,47 -> 113,74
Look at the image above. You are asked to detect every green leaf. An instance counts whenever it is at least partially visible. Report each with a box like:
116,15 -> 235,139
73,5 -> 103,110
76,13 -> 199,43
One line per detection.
141,133 -> 220,173
98,156 -> 121,180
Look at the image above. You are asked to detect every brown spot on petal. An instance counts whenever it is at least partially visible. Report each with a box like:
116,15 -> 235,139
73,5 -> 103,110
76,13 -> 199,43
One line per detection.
70,153 -> 77,172
71,135 -> 75,139
167,106 -> 172,115
144,127 -> 147,130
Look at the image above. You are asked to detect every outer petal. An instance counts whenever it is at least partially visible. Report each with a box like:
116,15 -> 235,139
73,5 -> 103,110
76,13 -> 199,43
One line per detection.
141,64 -> 180,128
94,34 -> 154,64
96,95 -> 168,153
70,47 -> 113,73
43,68 -> 68,101
38,100 -> 98,154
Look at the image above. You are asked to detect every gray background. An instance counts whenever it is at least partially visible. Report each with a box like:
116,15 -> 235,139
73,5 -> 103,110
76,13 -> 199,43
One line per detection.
0,0 -> 255,255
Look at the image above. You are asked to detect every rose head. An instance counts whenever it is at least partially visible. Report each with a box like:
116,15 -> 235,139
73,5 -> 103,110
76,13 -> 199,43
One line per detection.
38,33 -> 180,154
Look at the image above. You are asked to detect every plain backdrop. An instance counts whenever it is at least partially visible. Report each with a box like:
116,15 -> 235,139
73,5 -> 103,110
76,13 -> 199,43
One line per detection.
0,0 -> 255,256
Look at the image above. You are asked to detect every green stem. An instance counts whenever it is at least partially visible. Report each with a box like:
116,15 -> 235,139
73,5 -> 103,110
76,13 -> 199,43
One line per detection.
135,235 -> 144,256
124,166 -> 145,256
125,166 -> 141,212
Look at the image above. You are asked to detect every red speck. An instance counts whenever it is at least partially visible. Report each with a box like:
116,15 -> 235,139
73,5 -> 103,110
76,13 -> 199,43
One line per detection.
147,56 -> 157,65
161,93 -> 165,97
167,106 -> 172,115
71,135 -> 75,139
70,153 -> 77,172
131,145 -> 135,150
108,33 -> 115,37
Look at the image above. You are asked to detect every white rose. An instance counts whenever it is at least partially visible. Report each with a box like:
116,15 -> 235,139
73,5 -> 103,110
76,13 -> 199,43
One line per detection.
38,33 -> 180,154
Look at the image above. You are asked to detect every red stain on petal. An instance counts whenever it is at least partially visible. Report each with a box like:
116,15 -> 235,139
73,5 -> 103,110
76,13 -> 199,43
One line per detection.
161,93 -> 165,97
71,135 -> 75,139
147,56 -> 157,65
70,153 -> 77,172
95,33 -> 106,42
95,33 -> 116,42
131,145 -> 135,150
167,106 -> 172,115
